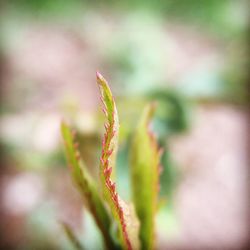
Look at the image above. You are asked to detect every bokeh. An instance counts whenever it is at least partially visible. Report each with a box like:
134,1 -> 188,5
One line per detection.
0,1 -> 249,249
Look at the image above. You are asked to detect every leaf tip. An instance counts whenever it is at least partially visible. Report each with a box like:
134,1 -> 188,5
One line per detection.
61,119 -> 66,128
96,71 -> 105,83
148,102 -> 157,119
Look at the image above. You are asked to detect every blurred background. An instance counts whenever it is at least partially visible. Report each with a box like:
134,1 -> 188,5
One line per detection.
0,0 -> 249,249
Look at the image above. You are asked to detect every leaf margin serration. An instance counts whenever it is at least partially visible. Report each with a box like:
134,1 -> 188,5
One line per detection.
97,72 -> 140,250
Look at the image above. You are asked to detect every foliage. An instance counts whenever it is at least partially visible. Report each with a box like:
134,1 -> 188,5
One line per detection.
130,103 -> 162,250
61,73 -> 161,250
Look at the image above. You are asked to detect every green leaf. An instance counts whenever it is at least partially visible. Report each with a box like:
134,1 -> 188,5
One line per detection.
61,121 -> 117,250
61,222 -> 84,250
130,104 -> 162,250
97,72 -> 140,250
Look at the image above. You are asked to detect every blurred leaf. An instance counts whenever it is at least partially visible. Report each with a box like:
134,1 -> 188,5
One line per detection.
148,90 -> 189,136
148,90 -> 187,201
61,223 -> 84,250
97,72 -> 140,250
130,104 -> 161,250
61,121 -> 117,250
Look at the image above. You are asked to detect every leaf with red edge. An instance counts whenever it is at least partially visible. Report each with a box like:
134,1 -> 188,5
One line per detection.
97,72 -> 140,250
61,121 -> 117,250
130,104 -> 162,250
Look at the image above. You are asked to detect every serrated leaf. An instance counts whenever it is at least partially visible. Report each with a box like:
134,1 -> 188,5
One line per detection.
61,121 -> 117,250
97,72 -> 119,180
130,104 -> 162,250
97,72 -> 140,250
